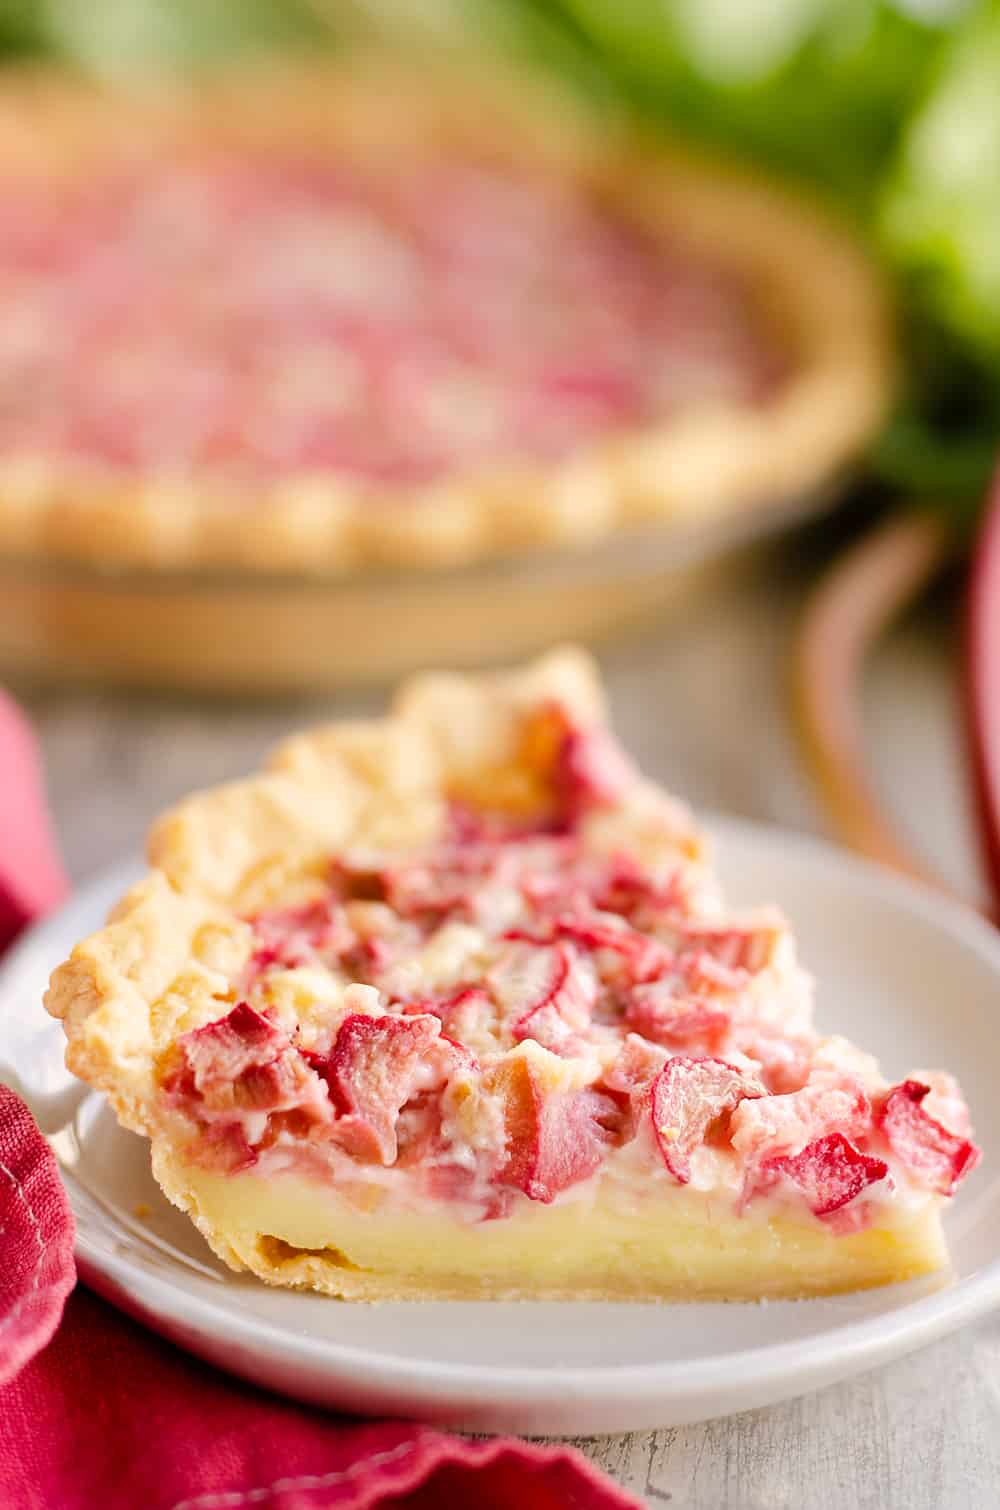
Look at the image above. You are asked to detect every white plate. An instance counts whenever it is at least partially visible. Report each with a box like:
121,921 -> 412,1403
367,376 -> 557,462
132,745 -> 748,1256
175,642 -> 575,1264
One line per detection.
3,818 -> 1000,1436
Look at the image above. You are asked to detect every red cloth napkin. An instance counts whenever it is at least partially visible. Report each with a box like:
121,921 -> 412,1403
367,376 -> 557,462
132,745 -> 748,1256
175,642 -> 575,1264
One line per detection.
0,1085 -> 75,1389
0,694 -> 643,1510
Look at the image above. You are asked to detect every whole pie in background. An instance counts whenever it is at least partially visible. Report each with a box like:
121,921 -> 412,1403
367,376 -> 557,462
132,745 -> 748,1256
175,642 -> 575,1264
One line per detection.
0,60 -> 891,578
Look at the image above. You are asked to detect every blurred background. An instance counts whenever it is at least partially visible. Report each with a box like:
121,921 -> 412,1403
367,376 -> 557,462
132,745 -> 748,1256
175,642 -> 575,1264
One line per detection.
1,0 -> 997,495
2,0 -> 998,907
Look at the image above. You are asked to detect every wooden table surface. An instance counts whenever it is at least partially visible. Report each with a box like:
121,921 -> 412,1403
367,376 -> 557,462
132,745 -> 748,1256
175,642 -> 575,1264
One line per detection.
18,540 -> 997,1510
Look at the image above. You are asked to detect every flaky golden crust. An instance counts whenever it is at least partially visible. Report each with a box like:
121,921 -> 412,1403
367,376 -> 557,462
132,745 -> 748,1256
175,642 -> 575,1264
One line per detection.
0,60 -> 892,577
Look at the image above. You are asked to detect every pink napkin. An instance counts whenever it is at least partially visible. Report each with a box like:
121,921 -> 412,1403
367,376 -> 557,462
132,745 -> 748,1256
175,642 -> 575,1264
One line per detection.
0,693 -> 642,1510
0,691 -> 68,951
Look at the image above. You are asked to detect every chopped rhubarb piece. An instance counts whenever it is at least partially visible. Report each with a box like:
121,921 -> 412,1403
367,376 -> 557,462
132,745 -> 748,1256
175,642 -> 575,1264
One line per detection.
678,922 -> 780,974
504,909 -> 670,985
490,940 -> 596,1055
390,1034 -> 478,1169
518,867 -> 584,914
599,1032 -> 666,1139
491,1053 -> 619,1202
381,860 -> 471,920
651,1056 -> 765,1183
680,951 -> 750,994
625,978 -> 730,1052
340,932 -> 393,980
337,841 -> 501,921
729,1074 -> 872,1162
403,986 -> 491,1030
734,1027 -> 814,1094
438,1032 -> 478,1073
177,1002 -> 289,1105
316,1011 -> 442,1165
231,1054 -> 321,1113
402,989 -> 497,1056
602,1033 -> 666,1100
555,721 -> 636,817
758,1132 -> 888,1216
173,1002 -> 330,1127
551,912 -> 671,985
919,1070 -> 973,1137
588,853 -> 690,925
877,1080 -> 981,1196
377,840 -> 549,923
197,1121 -> 259,1175
247,897 -> 353,983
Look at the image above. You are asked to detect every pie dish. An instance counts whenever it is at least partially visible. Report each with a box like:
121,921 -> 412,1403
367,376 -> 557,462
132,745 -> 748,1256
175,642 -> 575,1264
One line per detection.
46,649 -> 979,1301
0,59 -> 890,577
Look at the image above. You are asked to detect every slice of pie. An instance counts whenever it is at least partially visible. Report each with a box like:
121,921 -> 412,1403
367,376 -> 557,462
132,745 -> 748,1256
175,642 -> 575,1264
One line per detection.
46,650 -> 978,1300
0,59 -> 889,576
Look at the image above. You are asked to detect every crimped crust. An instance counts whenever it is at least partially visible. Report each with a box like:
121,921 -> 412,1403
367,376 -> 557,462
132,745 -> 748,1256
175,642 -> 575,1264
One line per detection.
0,59 -> 892,577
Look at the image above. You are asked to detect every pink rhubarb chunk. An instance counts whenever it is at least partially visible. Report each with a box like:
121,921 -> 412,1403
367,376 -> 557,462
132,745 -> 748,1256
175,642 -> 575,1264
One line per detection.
491,940 -> 596,1054
549,911 -> 671,985
252,896 -> 350,963
599,1033 -> 666,1140
758,1132 -> 888,1216
492,1054 -> 619,1203
180,1003 -> 289,1103
677,922 -> 778,974
625,979 -> 730,1052
316,1011 -> 442,1165
877,1079 -> 980,1196
589,852 -> 688,921
650,1055 -> 764,1183
176,1002 -> 329,1121
554,720 -> 636,818
729,1075 -> 872,1162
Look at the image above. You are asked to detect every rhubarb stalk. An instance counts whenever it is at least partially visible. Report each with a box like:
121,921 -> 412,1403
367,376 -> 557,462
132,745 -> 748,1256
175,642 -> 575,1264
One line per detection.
964,472 -> 1000,920
792,512 -> 950,888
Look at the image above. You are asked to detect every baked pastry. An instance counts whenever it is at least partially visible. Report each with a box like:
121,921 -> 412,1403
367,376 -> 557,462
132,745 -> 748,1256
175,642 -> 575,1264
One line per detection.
46,649 -> 978,1300
0,60 -> 889,575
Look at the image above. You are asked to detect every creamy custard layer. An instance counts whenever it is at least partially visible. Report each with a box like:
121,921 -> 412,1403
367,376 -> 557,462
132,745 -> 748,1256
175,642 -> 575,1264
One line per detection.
164,1155 -> 948,1302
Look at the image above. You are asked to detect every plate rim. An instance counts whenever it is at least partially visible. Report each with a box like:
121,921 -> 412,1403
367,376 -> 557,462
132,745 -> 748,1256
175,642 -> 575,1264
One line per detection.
7,815 -> 1000,1418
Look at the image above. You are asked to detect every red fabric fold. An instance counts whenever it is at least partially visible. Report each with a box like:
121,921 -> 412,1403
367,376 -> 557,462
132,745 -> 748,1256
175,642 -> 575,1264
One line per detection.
0,1086 -> 76,1388
2,1288 -> 640,1510
0,689 -> 640,1510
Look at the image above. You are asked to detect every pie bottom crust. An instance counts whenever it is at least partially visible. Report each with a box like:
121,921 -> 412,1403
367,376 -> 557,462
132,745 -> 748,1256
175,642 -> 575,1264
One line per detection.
155,1150 -> 947,1302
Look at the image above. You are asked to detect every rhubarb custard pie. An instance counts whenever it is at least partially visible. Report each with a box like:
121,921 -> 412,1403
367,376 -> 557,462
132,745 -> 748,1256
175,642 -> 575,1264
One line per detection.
0,61 -> 889,576
46,650 -> 978,1300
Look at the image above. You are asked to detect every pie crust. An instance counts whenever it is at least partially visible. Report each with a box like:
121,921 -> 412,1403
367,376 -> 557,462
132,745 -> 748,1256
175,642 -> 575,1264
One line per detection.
0,59 -> 891,576
46,649 -> 978,1300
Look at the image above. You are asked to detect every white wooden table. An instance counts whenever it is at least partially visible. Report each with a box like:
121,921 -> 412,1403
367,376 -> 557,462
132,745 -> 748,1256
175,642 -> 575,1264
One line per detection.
18,539 -> 997,1509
